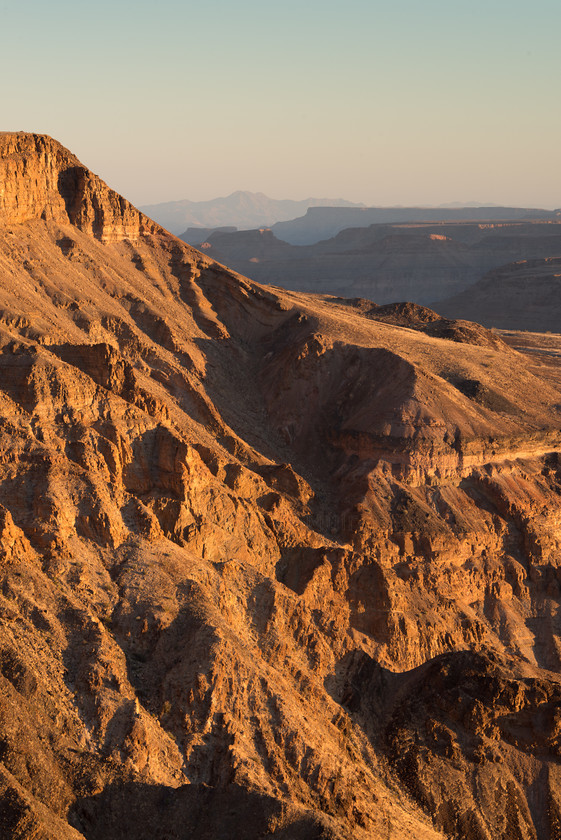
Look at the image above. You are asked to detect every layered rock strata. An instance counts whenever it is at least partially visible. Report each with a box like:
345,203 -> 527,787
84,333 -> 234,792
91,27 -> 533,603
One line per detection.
186,219 -> 561,304
0,132 -> 157,242
438,256 -> 561,331
1,134 -> 561,839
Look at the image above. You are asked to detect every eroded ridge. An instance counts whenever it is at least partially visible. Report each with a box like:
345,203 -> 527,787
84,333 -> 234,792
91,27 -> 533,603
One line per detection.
1,134 -> 561,840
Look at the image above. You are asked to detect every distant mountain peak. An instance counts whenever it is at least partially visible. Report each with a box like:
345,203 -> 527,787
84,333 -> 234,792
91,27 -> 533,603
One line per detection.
140,191 -> 365,234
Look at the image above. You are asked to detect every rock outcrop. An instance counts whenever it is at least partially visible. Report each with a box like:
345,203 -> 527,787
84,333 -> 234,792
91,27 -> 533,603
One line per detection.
2,134 -> 561,839
0,132 -> 158,242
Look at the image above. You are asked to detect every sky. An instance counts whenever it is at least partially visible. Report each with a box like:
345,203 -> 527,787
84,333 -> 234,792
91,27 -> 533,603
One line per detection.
1,0 -> 560,208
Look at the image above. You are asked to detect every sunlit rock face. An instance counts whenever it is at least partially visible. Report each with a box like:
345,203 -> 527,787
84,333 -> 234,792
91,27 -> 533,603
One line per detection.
0,132 -> 157,241
2,134 -> 561,840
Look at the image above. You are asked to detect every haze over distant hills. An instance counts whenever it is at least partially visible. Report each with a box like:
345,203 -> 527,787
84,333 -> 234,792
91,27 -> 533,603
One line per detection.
270,206 -> 561,246
139,191 -> 364,235
187,219 -> 561,305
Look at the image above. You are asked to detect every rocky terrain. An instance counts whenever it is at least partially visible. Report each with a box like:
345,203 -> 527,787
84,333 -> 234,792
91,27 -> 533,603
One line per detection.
186,221 -> 561,304
2,133 -> 561,839
437,257 -> 561,331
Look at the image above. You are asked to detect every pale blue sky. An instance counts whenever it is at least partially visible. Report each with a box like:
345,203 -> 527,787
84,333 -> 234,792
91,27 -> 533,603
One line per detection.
1,0 -> 559,207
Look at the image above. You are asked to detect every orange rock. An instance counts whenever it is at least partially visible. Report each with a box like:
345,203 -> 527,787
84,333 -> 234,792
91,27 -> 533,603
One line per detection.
1,133 -> 561,839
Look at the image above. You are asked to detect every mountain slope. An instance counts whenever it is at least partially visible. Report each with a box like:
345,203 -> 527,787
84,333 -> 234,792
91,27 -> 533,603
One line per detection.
2,133 -> 561,840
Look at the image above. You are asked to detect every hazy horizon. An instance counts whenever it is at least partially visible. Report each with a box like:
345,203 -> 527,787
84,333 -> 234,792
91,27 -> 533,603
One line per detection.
2,0 -> 560,209
140,190 -> 560,211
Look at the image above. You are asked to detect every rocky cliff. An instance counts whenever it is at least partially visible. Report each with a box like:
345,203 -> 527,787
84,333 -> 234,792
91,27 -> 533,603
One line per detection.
0,132 -> 157,242
2,134 -> 561,840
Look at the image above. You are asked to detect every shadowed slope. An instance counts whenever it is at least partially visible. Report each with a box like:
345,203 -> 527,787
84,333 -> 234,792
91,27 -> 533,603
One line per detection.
438,257 -> 561,331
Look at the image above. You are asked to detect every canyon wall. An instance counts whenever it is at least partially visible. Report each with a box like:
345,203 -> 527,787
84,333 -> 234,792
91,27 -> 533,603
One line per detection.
188,221 -> 561,304
0,132 -> 158,242
1,135 -> 561,840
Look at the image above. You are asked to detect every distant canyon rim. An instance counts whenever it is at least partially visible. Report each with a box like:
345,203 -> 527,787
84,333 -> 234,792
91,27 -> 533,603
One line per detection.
176,214 -> 561,323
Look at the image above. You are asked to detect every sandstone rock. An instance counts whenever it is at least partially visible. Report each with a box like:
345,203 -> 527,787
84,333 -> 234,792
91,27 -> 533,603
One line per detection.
1,133 -> 561,839
0,133 -> 157,242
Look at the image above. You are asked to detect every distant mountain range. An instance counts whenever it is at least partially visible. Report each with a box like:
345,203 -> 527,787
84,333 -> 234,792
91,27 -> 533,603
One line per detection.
139,191 -> 364,234
140,192 -> 560,243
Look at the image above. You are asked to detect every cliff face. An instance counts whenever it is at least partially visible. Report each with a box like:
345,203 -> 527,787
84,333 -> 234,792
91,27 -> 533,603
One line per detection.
0,132 -> 158,242
437,256 -> 561,330
2,135 -> 561,840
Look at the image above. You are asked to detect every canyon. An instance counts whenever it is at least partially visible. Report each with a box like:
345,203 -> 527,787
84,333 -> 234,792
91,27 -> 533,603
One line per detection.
270,206 -> 560,247
1,133 -> 561,839
185,220 -> 561,306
